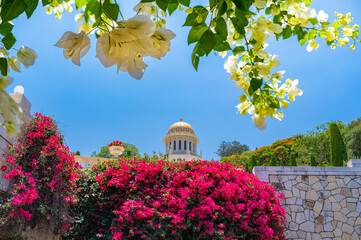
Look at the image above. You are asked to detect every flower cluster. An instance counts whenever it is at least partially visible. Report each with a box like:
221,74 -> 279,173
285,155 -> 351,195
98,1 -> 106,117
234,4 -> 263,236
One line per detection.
219,0 -> 360,130
109,140 -> 124,147
45,0 -> 74,19
55,5 -> 175,80
65,158 -> 286,239
0,113 -> 80,231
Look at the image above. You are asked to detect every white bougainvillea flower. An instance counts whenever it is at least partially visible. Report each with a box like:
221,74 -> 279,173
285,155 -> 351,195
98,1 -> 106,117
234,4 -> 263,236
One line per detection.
55,30 -> 90,66
288,79 -> 303,101
149,28 -> 176,59
224,55 -> 239,74
269,55 -> 280,69
125,15 -> 154,39
17,46 -> 38,68
258,63 -> 270,77
338,37 -> 349,46
252,113 -> 267,130
96,33 -> 117,68
123,50 -> 147,80
342,27 -> 353,37
317,10 -> 329,22
254,0 -> 267,9
8,56 -> 21,72
133,2 -> 155,17
306,39 -> 319,52
0,76 -> 13,88
110,28 -> 138,42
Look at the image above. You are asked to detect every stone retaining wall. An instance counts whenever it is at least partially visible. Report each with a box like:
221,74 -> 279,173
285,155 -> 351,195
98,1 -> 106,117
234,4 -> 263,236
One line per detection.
254,160 -> 361,240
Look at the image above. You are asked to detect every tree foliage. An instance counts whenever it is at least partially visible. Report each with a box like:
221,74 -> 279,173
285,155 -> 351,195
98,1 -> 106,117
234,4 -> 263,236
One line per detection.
291,121 -> 345,165
219,150 -> 251,167
216,140 -> 250,157
329,122 -> 348,166
250,138 -> 293,166
344,117 -> 361,158
310,153 -> 317,166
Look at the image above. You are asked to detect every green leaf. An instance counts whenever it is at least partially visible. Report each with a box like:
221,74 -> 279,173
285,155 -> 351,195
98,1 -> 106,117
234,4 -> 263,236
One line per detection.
156,0 -> 168,11
308,17 -> 318,26
304,0 -> 312,6
75,0 -> 89,10
178,0 -> 190,7
199,29 -> 216,55
2,33 -> 16,50
183,6 -> 208,26
309,29 -> 318,40
232,0 -> 252,11
42,0 -> 51,6
265,7 -> 272,15
321,22 -> 331,28
282,25 -> 292,39
230,17 -> 247,36
232,46 -> 245,55
1,0 -> 26,22
215,17 -> 228,40
24,0 -> 38,18
217,1 -> 227,17
213,41 -> 231,51
168,2 -> 178,15
297,30 -> 308,46
0,58 -> 8,76
192,44 -> 200,71
103,0 -> 119,21
84,0 -> 100,21
0,22 -> 14,36
188,24 -> 208,45
250,78 -> 262,92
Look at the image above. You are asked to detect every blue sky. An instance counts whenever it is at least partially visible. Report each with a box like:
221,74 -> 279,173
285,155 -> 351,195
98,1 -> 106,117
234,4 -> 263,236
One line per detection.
8,0 -> 361,160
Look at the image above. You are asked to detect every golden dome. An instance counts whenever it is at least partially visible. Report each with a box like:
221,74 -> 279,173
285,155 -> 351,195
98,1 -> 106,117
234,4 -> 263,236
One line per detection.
163,117 -> 199,143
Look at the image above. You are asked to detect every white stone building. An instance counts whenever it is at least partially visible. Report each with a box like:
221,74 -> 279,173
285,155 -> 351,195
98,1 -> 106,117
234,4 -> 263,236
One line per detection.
163,117 -> 202,161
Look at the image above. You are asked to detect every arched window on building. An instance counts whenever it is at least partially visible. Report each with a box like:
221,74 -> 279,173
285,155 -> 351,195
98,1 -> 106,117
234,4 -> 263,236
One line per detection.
193,143 -> 195,153
169,142 -> 171,150
179,140 -> 181,150
189,142 -> 192,151
174,141 -> 176,150
184,140 -> 187,150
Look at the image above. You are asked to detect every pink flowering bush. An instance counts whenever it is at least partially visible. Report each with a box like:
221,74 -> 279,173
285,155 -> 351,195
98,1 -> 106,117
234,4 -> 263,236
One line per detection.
0,113 -> 81,234
64,158 -> 285,239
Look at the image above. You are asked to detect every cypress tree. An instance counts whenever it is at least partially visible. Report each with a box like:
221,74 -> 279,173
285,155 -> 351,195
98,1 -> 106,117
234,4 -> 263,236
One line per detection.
329,122 -> 348,166
269,155 -> 277,166
244,162 -> 249,173
250,155 -> 257,171
290,152 -> 297,166
310,153 -> 317,166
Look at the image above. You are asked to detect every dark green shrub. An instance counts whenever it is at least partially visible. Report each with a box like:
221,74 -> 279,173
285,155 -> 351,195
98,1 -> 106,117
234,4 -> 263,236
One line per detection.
310,153 -> 317,166
290,152 -> 297,166
329,122 -> 348,166
269,155 -> 277,166
250,155 -> 257,169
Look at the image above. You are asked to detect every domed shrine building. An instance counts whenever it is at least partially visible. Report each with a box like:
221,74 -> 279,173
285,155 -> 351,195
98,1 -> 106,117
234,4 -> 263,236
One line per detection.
163,117 -> 202,161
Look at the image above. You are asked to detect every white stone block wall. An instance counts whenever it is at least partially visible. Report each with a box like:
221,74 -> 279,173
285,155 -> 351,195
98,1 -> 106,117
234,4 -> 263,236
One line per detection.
0,91 -> 32,193
253,161 -> 361,240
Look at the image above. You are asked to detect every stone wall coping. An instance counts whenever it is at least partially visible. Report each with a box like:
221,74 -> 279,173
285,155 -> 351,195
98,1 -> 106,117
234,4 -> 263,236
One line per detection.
253,166 -> 361,182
